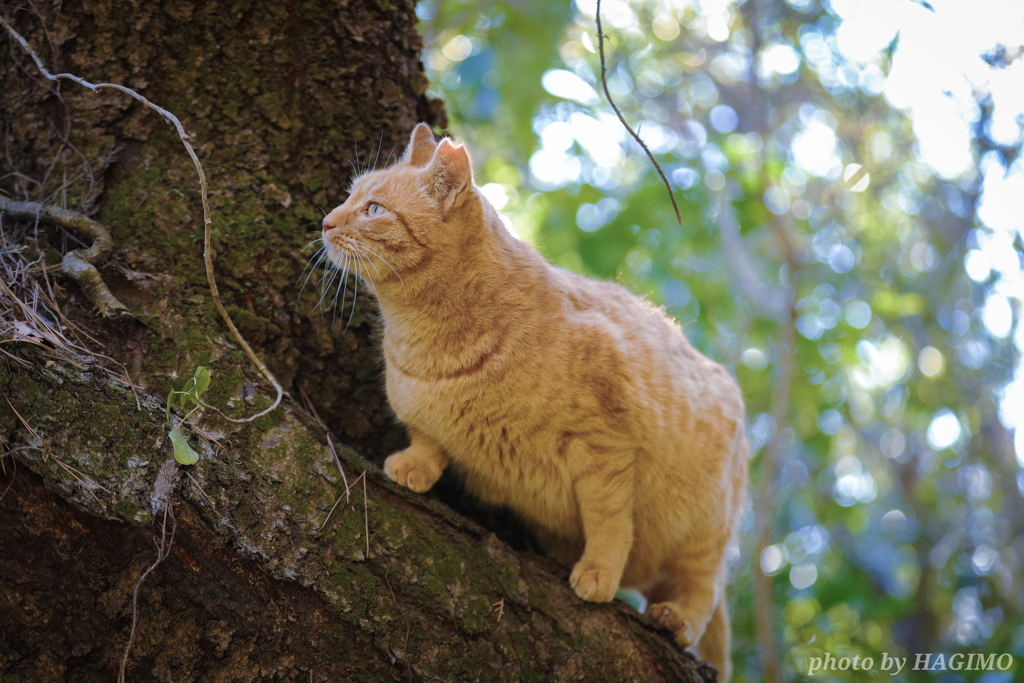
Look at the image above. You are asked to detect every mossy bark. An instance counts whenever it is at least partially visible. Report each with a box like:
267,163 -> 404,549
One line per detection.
0,2 -> 714,681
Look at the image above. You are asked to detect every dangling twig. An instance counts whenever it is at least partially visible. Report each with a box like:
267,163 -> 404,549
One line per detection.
0,15 -> 283,423
595,0 -> 682,225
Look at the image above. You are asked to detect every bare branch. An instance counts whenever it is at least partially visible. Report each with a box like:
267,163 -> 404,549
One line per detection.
595,0 -> 682,226
0,14 -> 283,423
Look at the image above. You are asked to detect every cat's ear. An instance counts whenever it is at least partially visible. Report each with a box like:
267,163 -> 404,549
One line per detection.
402,123 -> 437,167
426,138 -> 473,213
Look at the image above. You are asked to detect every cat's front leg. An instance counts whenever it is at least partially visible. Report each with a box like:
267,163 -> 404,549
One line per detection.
568,453 -> 635,603
384,427 -> 449,493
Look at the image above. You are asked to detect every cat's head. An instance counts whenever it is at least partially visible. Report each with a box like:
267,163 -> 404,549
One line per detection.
321,123 -> 488,297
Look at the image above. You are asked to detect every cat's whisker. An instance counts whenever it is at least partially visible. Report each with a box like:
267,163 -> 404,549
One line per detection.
354,249 -> 385,309
333,254 -> 354,331
347,159 -> 359,178
316,260 -> 342,318
297,245 -> 328,300
297,244 -> 325,283
355,243 -> 405,294
299,239 -> 325,267
336,255 -> 351,328
372,130 -> 384,171
318,206 -> 327,216
343,260 -> 360,334
307,248 -> 331,290
351,244 -> 384,295
315,267 -> 335,319
300,237 -> 323,253
384,142 -> 400,169
319,254 -> 338,298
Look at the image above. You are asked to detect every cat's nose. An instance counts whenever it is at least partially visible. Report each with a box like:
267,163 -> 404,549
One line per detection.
322,216 -> 335,231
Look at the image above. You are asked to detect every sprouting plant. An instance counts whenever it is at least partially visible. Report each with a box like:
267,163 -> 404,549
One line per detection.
165,366 -> 210,465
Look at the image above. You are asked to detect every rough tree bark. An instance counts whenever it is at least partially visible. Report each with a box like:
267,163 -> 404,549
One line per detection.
0,2 -> 715,681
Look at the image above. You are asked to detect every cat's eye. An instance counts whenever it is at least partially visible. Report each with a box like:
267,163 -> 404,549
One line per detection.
366,203 -> 385,217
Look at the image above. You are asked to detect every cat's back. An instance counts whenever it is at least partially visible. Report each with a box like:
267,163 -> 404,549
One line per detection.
544,266 -> 745,431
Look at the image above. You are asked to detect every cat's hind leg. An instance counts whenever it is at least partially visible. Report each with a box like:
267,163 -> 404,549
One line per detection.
645,534 -> 727,648
642,567 -> 731,681
694,598 -> 731,682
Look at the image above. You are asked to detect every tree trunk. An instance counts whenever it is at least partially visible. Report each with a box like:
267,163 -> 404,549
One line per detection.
0,2 -> 715,681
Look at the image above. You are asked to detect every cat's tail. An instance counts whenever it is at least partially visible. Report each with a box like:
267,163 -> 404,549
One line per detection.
694,598 -> 731,682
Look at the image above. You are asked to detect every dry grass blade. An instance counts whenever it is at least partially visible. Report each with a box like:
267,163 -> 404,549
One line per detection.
318,489 -> 347,532
0,15 -> 283,424
0,455 -> 15,504
0,346 -> 32,366
0,247 -> 141,407
5,395 -> 40,441
1,191 -> 144,416
298,384 -> 350,496
319,469 -> 365,532
5,396 -> 109,506
0,278 -> 77,360
317,468 -> 369,557
51,455 -> 107,507
185,471 -> 217,509
595,0 -> 682,225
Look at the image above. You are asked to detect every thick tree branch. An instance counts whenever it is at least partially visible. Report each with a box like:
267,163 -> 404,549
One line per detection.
0,339 -> 715,682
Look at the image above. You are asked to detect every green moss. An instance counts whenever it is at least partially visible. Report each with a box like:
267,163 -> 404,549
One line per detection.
114,499 -> 152,525
92,405 -> 123,438
528,587 -> 554,613
252,401 -> 282,431
293,439 -> 318,465
112,428 -> 141,463
49,390 -> 77,419
9,374 -> 42,407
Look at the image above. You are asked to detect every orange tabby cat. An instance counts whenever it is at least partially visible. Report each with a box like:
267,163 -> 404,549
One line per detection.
321,124 -> 748,681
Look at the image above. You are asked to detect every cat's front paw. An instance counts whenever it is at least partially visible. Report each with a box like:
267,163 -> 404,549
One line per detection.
384,450 -> 442,493
569,560 -> 619,603
646,602 -> 700,647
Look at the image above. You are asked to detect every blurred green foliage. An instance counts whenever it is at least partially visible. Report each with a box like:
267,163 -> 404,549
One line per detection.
413,0 -> 1024,681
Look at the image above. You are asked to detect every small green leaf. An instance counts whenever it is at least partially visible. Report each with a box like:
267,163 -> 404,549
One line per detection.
166,390 -> 173,425
194,366 -> 210,399
179,377 -> 197,407
169,426 -> 199,465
